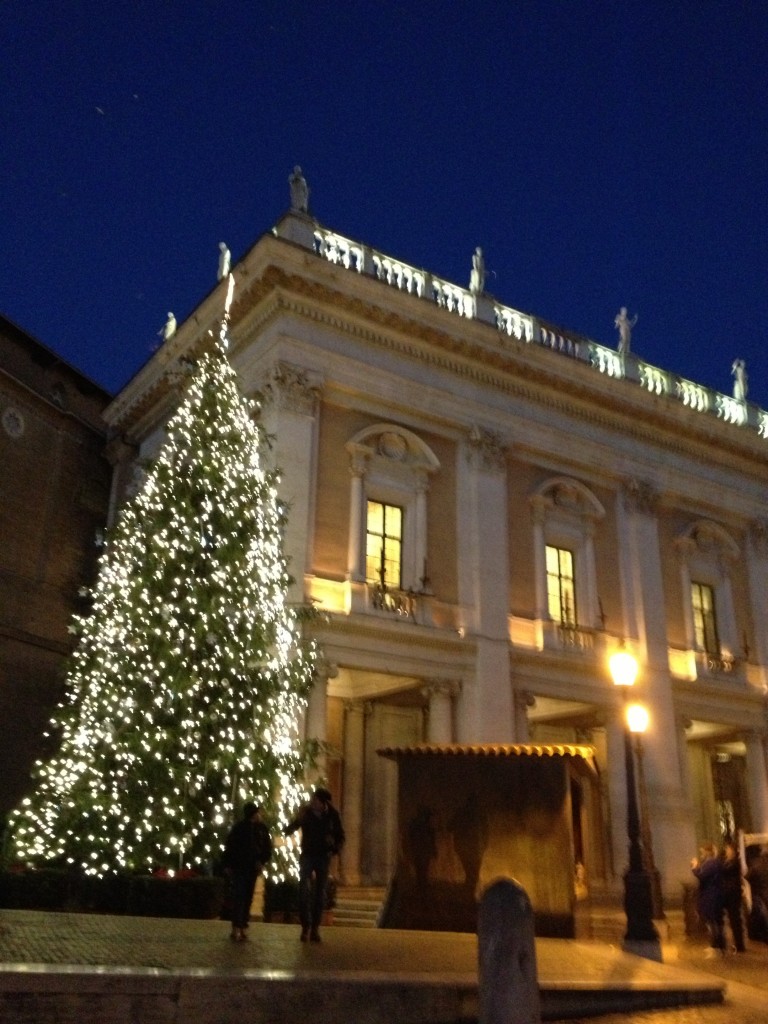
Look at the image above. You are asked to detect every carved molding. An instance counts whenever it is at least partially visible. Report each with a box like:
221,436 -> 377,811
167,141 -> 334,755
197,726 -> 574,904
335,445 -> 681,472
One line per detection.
263,360 -> 320,415
421,679 -> 461,701
621,478 -> 660,516
466,424 -> 507,472
674,519 -> 740,566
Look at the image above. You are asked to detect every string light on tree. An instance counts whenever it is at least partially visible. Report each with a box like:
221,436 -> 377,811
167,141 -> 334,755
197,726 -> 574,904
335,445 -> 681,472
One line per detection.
9,277 -> 318,881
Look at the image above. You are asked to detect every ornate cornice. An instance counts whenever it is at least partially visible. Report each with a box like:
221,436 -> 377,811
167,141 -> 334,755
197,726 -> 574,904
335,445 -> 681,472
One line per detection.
107,258 -> 768,494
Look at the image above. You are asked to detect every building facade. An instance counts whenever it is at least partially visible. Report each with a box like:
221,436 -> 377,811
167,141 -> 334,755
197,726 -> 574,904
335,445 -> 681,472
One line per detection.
104,184 -> 768,905
0,316 -> 112,816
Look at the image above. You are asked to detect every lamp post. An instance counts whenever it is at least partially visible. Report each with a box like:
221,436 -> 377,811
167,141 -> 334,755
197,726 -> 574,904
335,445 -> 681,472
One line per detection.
609,648 -> 659,947
626,703 -> 665,920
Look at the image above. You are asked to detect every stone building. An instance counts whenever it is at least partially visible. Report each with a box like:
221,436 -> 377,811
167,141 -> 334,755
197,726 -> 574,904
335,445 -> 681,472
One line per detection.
0,316 -> 112,815
104,179 -> 768,907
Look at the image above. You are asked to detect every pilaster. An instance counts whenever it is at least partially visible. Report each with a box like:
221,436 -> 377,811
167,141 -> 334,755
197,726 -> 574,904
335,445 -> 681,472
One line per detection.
455,426 -> 513,742
615,479 -> 696,897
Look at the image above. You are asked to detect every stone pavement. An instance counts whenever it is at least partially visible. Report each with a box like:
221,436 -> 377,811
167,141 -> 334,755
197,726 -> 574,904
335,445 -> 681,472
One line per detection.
0,909 -> 761,1024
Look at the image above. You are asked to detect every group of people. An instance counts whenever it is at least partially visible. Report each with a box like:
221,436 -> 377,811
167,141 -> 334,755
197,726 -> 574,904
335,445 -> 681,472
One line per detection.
221,787 -> 345,944
691,839 -> 768,955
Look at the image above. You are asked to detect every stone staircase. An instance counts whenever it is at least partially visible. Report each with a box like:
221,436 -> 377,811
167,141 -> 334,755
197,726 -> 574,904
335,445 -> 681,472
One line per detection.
332,886 -> 387,928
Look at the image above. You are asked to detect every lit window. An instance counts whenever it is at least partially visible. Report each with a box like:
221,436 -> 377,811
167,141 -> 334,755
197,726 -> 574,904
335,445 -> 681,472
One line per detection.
366,501 -> 402,589
546,545 -> 576,626
691,581 -> 719,655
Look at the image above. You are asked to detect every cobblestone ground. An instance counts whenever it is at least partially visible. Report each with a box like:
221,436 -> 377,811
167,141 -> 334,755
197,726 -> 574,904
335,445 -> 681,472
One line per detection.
554,940 -> 768,1024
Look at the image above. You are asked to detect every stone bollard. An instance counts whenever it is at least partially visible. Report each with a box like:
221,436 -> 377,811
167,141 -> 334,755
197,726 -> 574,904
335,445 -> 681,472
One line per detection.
478,877 -> 541,1024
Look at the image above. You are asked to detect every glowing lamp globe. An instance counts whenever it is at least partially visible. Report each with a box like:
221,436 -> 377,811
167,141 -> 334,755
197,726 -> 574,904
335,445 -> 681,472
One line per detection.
609,648 -> 638,688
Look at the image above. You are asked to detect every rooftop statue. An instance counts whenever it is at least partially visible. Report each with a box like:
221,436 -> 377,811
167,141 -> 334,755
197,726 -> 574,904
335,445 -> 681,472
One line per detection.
732,358 -> 748,401
614,306 -> 638,354
217,242 -> 231,281
161,312 -> 176,342
289,165 -> 309,213
469,246 -> 485,294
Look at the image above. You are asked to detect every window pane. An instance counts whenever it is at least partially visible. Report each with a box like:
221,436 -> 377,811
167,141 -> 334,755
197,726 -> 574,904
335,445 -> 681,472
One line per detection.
368,501 -> 384,535
546,544 -> 576,626
691,581 -> 719,655
366,500 -> 403,588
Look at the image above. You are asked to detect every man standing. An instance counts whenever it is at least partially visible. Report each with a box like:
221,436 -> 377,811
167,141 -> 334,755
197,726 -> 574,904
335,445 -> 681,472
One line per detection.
284,787 -> 345,942
222,801 -> 273,942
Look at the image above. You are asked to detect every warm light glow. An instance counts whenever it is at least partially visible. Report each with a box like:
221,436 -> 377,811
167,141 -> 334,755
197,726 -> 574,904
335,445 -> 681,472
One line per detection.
626,702 -> 649,734
609,648 -> 638,687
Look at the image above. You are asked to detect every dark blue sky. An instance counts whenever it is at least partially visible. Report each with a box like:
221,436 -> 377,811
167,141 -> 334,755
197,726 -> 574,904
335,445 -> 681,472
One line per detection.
3,2 -> 767,406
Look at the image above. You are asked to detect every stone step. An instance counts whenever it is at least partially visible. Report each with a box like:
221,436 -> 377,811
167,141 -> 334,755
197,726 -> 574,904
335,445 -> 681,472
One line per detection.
331,886 -> 386,928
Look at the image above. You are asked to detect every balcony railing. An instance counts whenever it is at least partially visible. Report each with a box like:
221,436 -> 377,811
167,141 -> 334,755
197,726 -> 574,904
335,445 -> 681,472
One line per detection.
308,222 -> 768,441
368,581 -> 417,620
696,650 -> 738,676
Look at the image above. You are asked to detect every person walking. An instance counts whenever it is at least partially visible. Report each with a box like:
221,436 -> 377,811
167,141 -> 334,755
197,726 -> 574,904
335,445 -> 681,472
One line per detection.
720,840 -> 746,952
221,801 -> 273,942
691,842 -> 725,956
284,787 -> 345,943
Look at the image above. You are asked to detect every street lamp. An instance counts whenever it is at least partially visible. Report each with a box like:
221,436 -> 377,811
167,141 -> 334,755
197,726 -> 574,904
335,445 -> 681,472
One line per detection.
609,647 -> 659,948
627,703 -> 665,920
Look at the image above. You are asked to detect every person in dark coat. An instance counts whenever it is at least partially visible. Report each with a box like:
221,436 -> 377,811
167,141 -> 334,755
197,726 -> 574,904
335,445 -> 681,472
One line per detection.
221,801 -> 273,942
745,846 -> 768,943
691,842 -> 725,955
720,841 -> 746,952
284,787 -> 345,943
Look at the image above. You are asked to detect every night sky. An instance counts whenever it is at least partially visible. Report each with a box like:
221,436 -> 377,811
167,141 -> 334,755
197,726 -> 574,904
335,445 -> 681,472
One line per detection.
3,2 -> 767,408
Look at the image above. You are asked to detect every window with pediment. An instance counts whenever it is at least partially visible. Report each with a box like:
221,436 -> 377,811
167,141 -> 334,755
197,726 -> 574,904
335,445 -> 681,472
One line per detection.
546,544 -> 577,626
530,478 -> 605,647
345,425 -> 439,603
675,520 -> 740,672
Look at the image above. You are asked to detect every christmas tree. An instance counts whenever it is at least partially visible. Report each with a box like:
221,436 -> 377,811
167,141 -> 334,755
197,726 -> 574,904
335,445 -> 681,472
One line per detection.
8,284 -> 318,880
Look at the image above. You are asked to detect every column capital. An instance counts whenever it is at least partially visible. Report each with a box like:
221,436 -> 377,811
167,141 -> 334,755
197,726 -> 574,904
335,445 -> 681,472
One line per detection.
621,478 -> 660,516
466,424 -> 507,473
313,658 -> 339,684
513,689 -> 536,711
263,360 -> 321,415
421,679 -> 461,701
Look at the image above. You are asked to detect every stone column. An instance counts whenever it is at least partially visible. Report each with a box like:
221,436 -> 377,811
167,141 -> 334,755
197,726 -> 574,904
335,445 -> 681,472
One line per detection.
456,426 -> 513,742
745,727 -> 768,833
346,447 -> 368,583
261,361 -> 320,602
422,681 -> 459,743
615,479 -> 697,898
341,700 -> 366,886
305,661 -> 338,778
